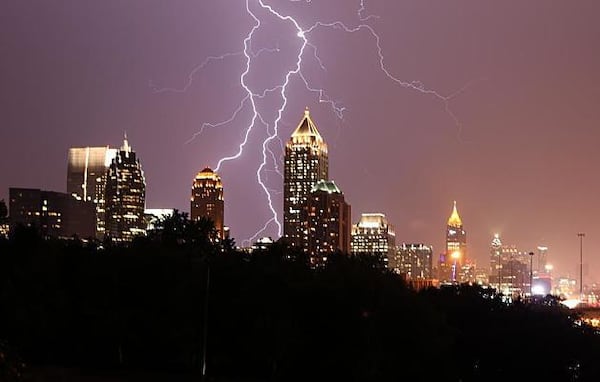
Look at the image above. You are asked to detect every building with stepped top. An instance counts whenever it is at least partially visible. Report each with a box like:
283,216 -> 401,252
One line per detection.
105,134 -> 146,243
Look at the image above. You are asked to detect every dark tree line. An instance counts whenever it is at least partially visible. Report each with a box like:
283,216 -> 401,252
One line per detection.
0,212 -> 599,381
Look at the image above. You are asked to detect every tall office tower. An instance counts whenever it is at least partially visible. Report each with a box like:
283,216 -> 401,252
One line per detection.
283,108 -> 328,251
307,180 -> 351,265
537,245 -> 548,273
441,201 -> 467,282
9,188 -> 95,239
489,233 -> 529,295
489,233 -> 503,289
191,167 -> 225,240
104,135 -> 146,243
395,243 -> 433,280
67,146 -> 117,239
350,213 -> 396,267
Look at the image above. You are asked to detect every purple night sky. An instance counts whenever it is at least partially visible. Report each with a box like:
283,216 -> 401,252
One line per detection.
2,1 -> 600,281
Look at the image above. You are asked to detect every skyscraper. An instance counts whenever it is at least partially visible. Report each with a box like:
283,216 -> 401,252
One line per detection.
104,135 -> 146,243
191,167 -> 225,240
67,146 -> 117,239
283,108 -> 328,251
441,201 -> 467,282
537,245 -> 548,273
489,234 -> 529,295
307,180 -> 351,264
350,213 -> 396,267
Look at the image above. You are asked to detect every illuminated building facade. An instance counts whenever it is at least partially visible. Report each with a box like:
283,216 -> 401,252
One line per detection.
9,188 -> 95,239
0,200 -> 8,239
489,234 -> 530,295
307,180 -> 351,265
144,208 -> 175,232
537,245 -> 548,273
283,108 -> 328,251
395,243 -> 433,280
555,277 -> 577,298
350,213 -> 395,267
67,146 -> 117,239
191,167 -> 225,240
104,136 -> 146,243
250,237 -> 275,252
440,201 -> 467,282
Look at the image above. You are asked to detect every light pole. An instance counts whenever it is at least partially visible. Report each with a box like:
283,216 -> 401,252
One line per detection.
578,233 -> 585,298
201,262 -> 210,380
498,250 -> 502,294
451,251 -> 460,283
528,251 -> 534,297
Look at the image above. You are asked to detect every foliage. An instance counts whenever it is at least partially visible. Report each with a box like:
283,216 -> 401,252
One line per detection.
0,222 -> 599,381
0,199 -> 7,223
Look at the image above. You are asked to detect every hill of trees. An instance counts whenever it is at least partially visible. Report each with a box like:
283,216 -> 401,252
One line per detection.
0,212 -> 598,381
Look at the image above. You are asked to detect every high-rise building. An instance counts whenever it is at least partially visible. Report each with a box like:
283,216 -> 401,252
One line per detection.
67,146 -> 117,239
489,233 -> 503,289
283,108 -> 328,251
9,188 -> 95,239
191,167 -> 225,240
350,213 -> 396,267
489,233 -> 529,296
307,180 -> 351,265
395,243 -> 433,280
537,245 -> 548,273
104,135 -> 146,243
440,201 -> 467,282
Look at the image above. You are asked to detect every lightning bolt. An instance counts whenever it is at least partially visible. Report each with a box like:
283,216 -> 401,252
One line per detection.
154,0 -> 476,245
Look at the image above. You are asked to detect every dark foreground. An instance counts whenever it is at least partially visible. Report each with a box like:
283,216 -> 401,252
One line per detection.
1,218 -> 599,381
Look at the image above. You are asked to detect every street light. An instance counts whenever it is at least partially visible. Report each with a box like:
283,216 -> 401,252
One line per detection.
451,251 -> 461,283
528,251 -> 535,297
578,233 -> 585,298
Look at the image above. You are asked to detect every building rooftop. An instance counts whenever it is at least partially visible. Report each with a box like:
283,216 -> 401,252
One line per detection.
311,180 -> 341,194
447,200 -> 463,227
194,167 -> 221,182
357,213 -> 389,229
289,108 -> 327,150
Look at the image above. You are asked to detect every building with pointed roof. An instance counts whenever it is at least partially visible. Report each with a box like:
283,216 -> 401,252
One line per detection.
447,200 -> 463,228
283,108 -> 329,251
191,166 -> 225,240
440,201 -> 468,283
104,134 -> 146,243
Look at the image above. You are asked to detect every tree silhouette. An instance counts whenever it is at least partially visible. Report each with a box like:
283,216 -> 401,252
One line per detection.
0,230 -> 600,381
0,199 -> 7,224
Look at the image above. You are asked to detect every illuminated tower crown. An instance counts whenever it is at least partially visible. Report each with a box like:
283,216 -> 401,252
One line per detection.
283,108 -> 329,251
105,134 -> 146,243
443,200 -> 467,282
447,200 -> 463,228
191,167 -> 225,240
289,108 -> 328,150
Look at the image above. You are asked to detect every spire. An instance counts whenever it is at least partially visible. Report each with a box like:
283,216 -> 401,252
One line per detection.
447,200 -> 462,227
290,107 -> 324,142
122,132 -> 131,152
491,233 -> 502,248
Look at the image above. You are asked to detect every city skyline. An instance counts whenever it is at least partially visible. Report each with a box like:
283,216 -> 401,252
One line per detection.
2,1 -> 600,281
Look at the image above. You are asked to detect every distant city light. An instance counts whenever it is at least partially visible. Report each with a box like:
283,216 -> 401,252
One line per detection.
561,299 -> 581,309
